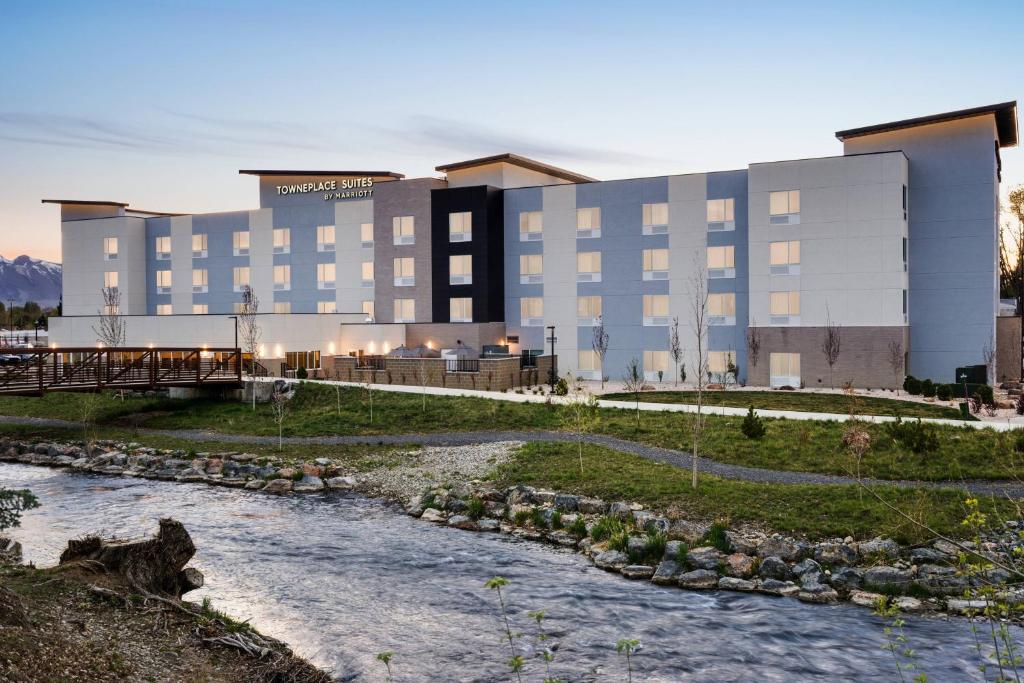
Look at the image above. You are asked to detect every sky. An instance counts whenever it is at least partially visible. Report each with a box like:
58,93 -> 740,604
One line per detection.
0,0 -> 1021,263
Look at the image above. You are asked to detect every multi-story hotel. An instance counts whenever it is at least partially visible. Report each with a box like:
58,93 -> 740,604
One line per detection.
46,101 -> 1018,388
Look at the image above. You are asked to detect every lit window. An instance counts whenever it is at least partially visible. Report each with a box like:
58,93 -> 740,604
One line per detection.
769,241 -> 800,266
450,297 -> 473,322
706,198 -> 735,222
361,261 -> 374,286
233,302 -> 246,313
156,270 -> 172,292
577,251 -> 601,275
103,237 -> 118,260
272,228 -> 290,254
643,350 -> 669,374
519,211 -> 543,239
233,266 -> 250,291
192,304 -> 208,314
361,300 -> 374,319
643,294 -> 669,325
576,207 -> 601,230
449,212 -> 472,241
578,349 -> 600,372
103,271 -> 118,289
709,351 -> 737,374
449,254 -> 472,284
394,298 -> 415,323
394,257 -> 415,286
155,236 -> 171,259
643,202 -> 669,227
156,304 -> 172,315
360,222 -> 374,246
642,248 -> 669,279
274,302 -> 291,314
520,254 -> 543,283
770,291 -> 800,316
392,216 -> 415,245
520,297 -> 543,325
770,352 -> 801,386
577,295 -> 602,321
317,225 -> 335,252
273,265 -> 291,290
318,301 -> 337,314
708,293 -> 736,317
192,233 -> 207,257
192,269 -> 208,293
769,190 -> 800,216
318,263 -> 336,289
707,246 -> 735,269
233,231 -> 250,256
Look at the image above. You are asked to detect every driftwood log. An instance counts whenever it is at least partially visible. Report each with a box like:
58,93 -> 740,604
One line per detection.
59,518 -> 204,597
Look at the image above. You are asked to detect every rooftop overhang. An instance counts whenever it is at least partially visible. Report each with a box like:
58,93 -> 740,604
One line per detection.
41,199 -> 128,207
239,169 -> 405,179
835,101 -> 1018,148
435,153 -> 596,183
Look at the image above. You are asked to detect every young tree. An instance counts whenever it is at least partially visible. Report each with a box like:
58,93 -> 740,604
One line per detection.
362,377 -> 374,423
93,286 -> 126,348
669,317 -> 683,388
592,316 -> 610,390
561,372 -> 599,475
237,285 -> 262,410
269,386 -> 289,450
886,339 -> 905,394
688,256 -> 711,490
821,305 -> 842,389
1000,186 -> 1024,380
982,334 -> 997,385
621,357 -> 644,428
418,361 -> 431,413
746,321 -> 762,377
616,638 -> 641,683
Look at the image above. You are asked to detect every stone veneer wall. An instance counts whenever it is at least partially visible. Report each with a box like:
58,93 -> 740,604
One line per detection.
997,316 -> 1021,383
328,354 -> 555,392
746,326 -> 908,389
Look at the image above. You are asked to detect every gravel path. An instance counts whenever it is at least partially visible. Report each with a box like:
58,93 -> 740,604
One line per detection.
3,414 -> 1023,497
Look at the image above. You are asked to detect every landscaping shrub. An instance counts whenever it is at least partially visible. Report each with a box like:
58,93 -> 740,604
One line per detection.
936,384 -> 952,401
554,377 -> 569,396
296,367 -> 308,380
884,416 -> 940,455
921,379 -> 935,398
941,383 -> 993,405
903,376 -> 922,395
740,406 -> 765,439
1017,395 -> 1024,416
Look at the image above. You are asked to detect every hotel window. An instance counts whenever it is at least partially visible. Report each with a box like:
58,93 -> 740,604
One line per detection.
520,297 -> 544,326
519,211 -> 543,241
577,295 -> 602,326
192,268 -> 208,293
394,257 -> 415,286
578,349 -> 600,374
643,294 -> 669,326
577,251 -> 602,282
577,207 -> 601,238
450,254 -> 472,285
156,304 -> 172,316
709,351 -> 737,376
156,270 -> 172,293
233,231 -> 250,256
392,216 -> 415,245
360,222 -> 374,247
770,352 -> 801,388
642,248 -> 669,280
286,351 -> 321,371
192,233 -> 208,258
361,261 -> 374,287
103,271 -> 118,290
769,240 -> 800,275
192,304 -> 208,314
273,228 -> 290,254
361,300 -> 374,320
450,297 -> 473,323
103,237 -> 118,260
707,246 -> 735,278
902,184 -> 908,220
706,198 -> 735,231
520,254 -> 544,284
233,266 -> 250,292
155,236 -> 171,260
233,302 -> 246,314
318,301 -> 337,314
449,211 -> 472,242
273,264 -> 291,291
643,350 -> 669,380
902,237 -> 908,272
769,190 -> 801,223
394,298 -> 415,323
318,263 -> 336,290
770,291 -> 800,324
274,302 -> 291,314
317,225 -> 335,252
642,202 -> 669,235
708,293 -> 736,325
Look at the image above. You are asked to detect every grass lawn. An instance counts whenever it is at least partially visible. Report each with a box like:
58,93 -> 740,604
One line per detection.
0,383 -> 1020,482
492,442 -> 1015,544
601,389 -> 965,419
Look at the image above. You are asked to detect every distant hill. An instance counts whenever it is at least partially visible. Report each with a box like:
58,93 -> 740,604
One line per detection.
0,255 -> 62,308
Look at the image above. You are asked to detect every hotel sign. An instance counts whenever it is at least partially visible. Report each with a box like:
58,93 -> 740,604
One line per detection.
275,177 -> 374,201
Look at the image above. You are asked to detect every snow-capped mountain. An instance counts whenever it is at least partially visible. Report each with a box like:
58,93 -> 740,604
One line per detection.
0,255 -> 62,308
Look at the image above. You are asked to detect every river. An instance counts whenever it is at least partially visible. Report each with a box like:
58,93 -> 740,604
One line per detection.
0,463 -> 998,681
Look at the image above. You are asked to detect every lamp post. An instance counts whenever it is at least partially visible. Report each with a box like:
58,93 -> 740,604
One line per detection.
545,325 -> 557,391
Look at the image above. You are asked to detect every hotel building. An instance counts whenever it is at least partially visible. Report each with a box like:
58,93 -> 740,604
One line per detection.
46,102 -> 1018,388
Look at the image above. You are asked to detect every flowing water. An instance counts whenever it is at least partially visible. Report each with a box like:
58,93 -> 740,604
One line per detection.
0,463 -> 1002,682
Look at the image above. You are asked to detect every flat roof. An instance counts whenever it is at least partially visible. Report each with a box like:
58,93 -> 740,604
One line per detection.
435,153 -> 596,183
41,199 -> 128,207
835,101 -> 1018,148
238,169 -> 405,178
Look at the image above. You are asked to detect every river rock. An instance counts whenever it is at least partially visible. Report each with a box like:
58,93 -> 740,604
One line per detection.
686,546 -> 724,571
757,537 -> 803,562
931,539 -> 961,557
668,519 -> 709,544
910,547 -> 948,563
863,566 -> 912,591
554,493 -> 580,511
830,567 -> 863,591
262,478 -> 293,494
719,577 -> 756,591
814,542 -> 858,566
725,532 -> 757,555
548,530 -> 579,547
477,519 -> 500,532
244,479 -> 265,490
759,579 -> 800,597
758,556 -> 791,581
314,457 -> 331,466
0,536 -> 23,564
578,497 -> 607,514
947,599 -> 988,614
850,591 -> 884,608
652,560 -> 682,585
609,501 -> 632,520
621,565 -> 656,580
894,597 -> 925,612
664,541 -> 684,562
448,515 -> 478,531
326,476 -> 357,490
420,508 -> 446,523
506,485 -> 536,506
858,537 -> 901,559
301,463 -> 323,478
533,490 -> 556,505
626,536 -> 647,558
594,550 -> 629,571
293,476 -> 324,493
277,467 -> 297,480
724,553 -> 755,578
915,564 -> 966,595
793,559 -> 825,584
798,580 -> 839,604
678,569 -> 719,590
